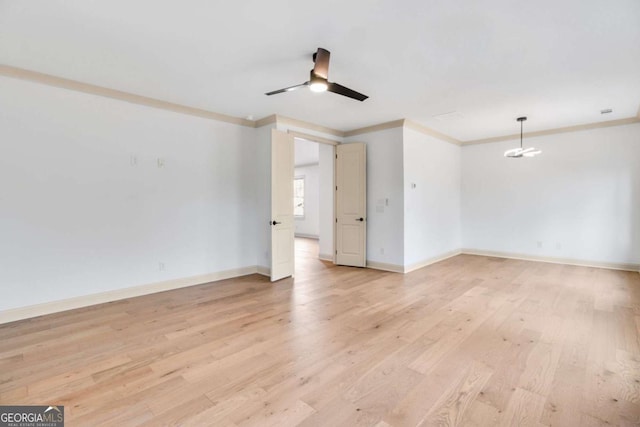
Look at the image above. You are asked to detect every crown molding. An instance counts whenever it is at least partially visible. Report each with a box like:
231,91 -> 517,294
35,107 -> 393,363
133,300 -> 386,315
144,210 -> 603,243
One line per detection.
0,64 -> 255,127
403,119 -> 462,145
463,116 -> 640,146
254,114 -> 277,128
275,114 -> 344,137
344,119 -> 462,146
343,120 -> 404,137
3,64 -> 638,146
255,114 -> 343,140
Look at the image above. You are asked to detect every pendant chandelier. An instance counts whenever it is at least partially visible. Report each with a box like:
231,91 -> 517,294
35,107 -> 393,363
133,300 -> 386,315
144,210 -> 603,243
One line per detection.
504,117 -> 541,158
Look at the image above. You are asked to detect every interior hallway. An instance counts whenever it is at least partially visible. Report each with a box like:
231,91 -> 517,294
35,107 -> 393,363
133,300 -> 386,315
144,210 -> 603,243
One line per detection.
295,237 -> 331,277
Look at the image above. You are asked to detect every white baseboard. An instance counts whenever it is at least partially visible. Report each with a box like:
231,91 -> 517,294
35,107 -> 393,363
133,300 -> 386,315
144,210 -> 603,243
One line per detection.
461,249 -> 640,272
294,233 -> 319,239
366,260 -> 404,273
0,266 -> 263,325
318,253 -> 334,262
404,249 -> 462,273
256,265 -> 271,277
367,250 -> 462,274
366,248 -> 639,275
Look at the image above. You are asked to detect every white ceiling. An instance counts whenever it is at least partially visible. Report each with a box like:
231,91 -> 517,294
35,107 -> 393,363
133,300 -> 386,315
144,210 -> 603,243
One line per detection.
294,138 -> 319,166
1,0 -> 639,140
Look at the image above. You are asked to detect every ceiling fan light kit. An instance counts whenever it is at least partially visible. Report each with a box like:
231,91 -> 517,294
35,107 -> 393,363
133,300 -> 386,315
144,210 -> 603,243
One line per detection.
265,48 -> 368,101
504,116 -> 542,158
309,72 -> 328,93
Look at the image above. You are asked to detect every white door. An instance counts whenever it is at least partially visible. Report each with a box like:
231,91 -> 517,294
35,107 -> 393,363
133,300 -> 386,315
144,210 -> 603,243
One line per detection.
335,142 -> 366,267
270,129 -> 295,281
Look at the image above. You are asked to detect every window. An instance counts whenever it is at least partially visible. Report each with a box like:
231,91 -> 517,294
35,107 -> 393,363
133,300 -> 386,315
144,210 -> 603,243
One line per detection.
294,176 -> 304,217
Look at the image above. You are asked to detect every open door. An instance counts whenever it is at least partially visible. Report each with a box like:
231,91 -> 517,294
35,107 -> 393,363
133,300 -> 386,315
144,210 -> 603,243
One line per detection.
335,142 -> 366,267
270,129 -> 295,281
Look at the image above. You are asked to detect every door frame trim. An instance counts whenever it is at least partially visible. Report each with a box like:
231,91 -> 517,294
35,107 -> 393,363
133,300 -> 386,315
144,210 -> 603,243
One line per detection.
287,130 -> 340,146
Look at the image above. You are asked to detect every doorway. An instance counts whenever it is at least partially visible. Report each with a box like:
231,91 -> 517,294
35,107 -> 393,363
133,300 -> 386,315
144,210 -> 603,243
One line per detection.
269,130 -> 367,281
293,137 -> 335,276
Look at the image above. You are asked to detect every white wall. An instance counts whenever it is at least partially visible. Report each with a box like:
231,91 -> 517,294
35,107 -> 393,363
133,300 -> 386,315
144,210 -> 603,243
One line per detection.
294,138 -> 319,166
461,123 -> 640,267
0,77 -> 259,312
403,128 -> 461,268
318,144 -> 334,259
345,128 -> 404,266
294,164 -> 319,238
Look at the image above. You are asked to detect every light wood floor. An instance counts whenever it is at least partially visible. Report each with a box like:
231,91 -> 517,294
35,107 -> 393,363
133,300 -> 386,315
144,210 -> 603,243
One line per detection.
1,238 -> 639,426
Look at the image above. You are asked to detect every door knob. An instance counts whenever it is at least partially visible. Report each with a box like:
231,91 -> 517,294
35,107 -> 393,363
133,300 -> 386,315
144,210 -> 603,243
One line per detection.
356,217 -> 364,222
271,220 -> 281,225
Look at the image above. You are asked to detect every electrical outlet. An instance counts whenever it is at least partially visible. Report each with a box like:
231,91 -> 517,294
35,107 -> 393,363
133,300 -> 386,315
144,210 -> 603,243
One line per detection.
380,248 -> 385,255
537,241 -> 542,248
556,242 -> 562,250
158,262 -> 165,271
157,158 -> 165,168
130,155 -> 138,166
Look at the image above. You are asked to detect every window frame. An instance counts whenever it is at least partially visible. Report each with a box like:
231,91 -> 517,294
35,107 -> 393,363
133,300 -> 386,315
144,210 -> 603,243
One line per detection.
293,175 -> 305,219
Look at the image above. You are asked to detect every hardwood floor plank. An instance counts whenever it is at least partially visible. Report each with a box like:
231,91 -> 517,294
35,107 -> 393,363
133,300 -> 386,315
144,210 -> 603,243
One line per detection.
461,400 -> 501,427
499,387 -> 545,427
517,341 -> 563,396
417,361 -> 494,426
383,356 -> 476,426
474,328 -> 541,413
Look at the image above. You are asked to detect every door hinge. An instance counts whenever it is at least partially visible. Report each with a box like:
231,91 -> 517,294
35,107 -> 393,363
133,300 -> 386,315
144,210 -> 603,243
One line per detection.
335,218 -> 337,223
335,250 -> 338,254
335,186 -> 338,191
335,154 -> 337,159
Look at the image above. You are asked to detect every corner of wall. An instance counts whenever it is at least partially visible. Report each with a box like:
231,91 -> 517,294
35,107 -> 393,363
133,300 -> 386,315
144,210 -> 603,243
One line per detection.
401,125 -> 463,270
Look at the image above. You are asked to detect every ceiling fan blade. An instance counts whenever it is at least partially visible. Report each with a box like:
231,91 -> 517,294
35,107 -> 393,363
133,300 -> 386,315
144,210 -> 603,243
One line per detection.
327,82 -> 368,101
265,82 -> 308,96
313,48 -> 331,79
523,150 -> 542,157
504,148 -> 524,157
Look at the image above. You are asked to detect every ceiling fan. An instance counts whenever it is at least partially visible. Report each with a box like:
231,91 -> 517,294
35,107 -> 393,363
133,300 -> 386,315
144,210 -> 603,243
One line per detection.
265,48 -> 369,102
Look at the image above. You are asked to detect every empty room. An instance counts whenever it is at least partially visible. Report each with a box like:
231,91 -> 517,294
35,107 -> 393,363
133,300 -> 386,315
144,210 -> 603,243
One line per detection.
1,1 -> 639,426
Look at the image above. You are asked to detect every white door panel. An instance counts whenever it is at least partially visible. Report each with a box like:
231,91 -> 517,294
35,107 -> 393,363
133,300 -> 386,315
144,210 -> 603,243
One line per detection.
336,143 -> 366,267
271,129 -> 295,281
